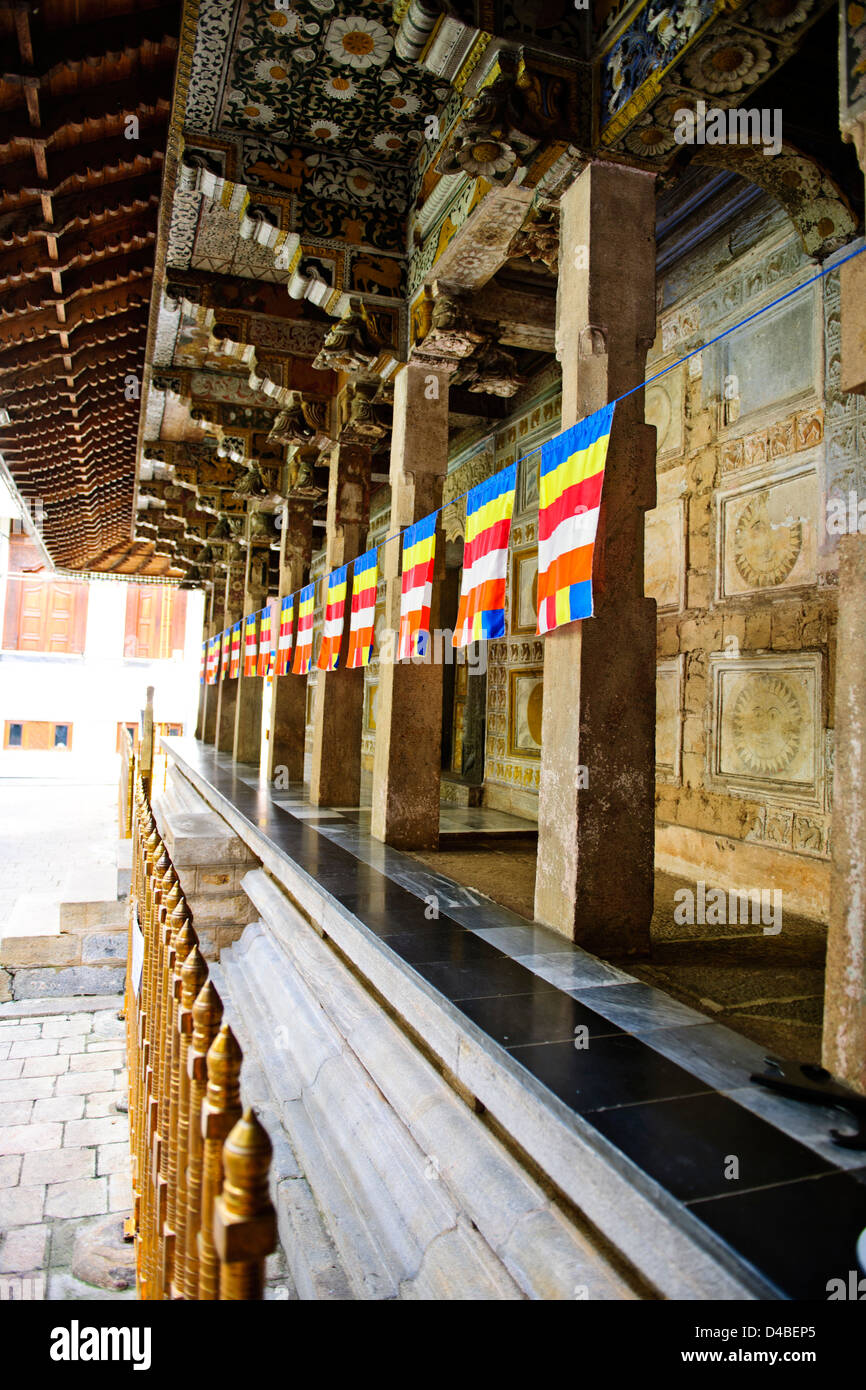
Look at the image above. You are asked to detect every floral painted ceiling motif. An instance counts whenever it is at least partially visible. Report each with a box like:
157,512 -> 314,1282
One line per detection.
220,0 -> 451,163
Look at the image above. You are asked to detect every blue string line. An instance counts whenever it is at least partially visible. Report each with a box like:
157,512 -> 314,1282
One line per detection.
250,238 -> 866,620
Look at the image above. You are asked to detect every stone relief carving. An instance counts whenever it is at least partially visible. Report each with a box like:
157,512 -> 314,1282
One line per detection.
709,652 -> 823,806
717,465 -> 818,600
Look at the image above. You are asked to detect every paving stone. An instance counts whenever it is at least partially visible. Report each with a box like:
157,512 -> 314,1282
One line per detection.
22,1055 -> 68,1077
41,1016 -> 92,1038
91,1011 -> 125,1040
56,1037 -> 89,1055
0,1023 -> 40,1038
8,1037 -> 59,1059
64,1116 -> 127,1147
54,1069 -> 117,1096
0,1184 -> 44,1226
0,1100 -> 33,1127
44,1177 -> 108,1219
23,1147 -> 95,1186
0,1121 -> 62,1155
0,996 -> 117,1019
0,1043 -> 10,1060
47,1270 -> 137,1301
108,1171 -> 132,1213
0,1060 -> 24,1079
96,1143 -> 129,1176
0,1155 -> 21,1188
0,1076 -> 54,1103
0,1224 -> 48,1273
32,1095 -> 84,1123
70,1050 -> 124,1073
86,1040 -> 125,1053
84,1094 -> 121,1119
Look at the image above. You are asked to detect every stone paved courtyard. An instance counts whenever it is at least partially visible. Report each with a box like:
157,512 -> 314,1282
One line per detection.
0,993 -> 136,1300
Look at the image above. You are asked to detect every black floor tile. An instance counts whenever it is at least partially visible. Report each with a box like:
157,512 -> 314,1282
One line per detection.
459,989 -> 623,1048
508,1033 -> 711,1114
377,926 -> 505,965
413,955 -> 544,1001
589,1091 -> 834,1202
338,882 -> 443,934
689,1170 -> 866,1300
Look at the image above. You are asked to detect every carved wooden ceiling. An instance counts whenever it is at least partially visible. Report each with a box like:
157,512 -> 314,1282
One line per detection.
0,0 -> 860,583
0,0 -> 180,574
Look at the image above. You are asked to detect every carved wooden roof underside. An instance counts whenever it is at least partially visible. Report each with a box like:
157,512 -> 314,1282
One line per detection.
0,0 -> 181,575
2,0 -> 856,583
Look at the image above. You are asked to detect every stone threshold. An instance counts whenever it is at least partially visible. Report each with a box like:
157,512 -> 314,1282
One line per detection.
162,737 -> 866,1301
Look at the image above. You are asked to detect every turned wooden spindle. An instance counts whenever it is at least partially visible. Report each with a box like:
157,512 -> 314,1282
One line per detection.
198,1023 -> 242,1301
169,940 -> 206,1298
183,980 -> 223,1300
213,1109 -> 277,1301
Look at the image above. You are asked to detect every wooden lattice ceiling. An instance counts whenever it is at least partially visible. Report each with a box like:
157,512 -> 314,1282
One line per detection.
0,0 -> 180,574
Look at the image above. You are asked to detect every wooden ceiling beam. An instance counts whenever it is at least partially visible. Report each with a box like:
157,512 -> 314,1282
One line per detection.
0,71 -> 175,145
2,3 -> 178,83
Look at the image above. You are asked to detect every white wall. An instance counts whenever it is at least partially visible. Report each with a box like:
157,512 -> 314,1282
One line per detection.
0,579 -> 204,782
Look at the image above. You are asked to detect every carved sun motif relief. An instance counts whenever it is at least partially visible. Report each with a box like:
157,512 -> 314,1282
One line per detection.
733,492 -> 802,588
731,674 -> 803,776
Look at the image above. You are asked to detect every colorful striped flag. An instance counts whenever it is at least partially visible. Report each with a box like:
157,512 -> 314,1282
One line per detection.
243,613 -> 258,676
200,642 -> 206,685
453,464 -> 517,648
257,604 -> 274,677
398,512 -> 437,660
206,635 -> 219,685
317,565 -> 348,671
219,628 -> 230,680
346,548 -> 378,669
275,595 -> 294,676
291,583 -> 315,675
537,402 -> 614,634
229,622 -> 241,679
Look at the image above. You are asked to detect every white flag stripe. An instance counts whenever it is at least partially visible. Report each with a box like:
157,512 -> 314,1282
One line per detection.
537,506 -> 601,574
400,579 -> 432,614
461,543 -> 509,593
351,598 -> 376,630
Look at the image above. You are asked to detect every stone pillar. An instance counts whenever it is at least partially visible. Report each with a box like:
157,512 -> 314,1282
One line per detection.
534,162 -> 657,954
202,586 -> 219,745
265,499 -> 314,786
310,443 -> 371,806
233,531 -> 268,768
371,362 -> 450,849
823,108 -> 866,1091
217,556 -> 244,754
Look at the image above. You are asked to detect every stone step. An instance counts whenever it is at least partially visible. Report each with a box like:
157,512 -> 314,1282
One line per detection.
213,873 -> 641,1301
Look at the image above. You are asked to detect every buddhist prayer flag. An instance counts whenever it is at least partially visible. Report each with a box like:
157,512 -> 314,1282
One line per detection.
537,402 -> 614,634
206,636 -> 219,685
243,613 -> 258,677
292,583 -> 315,675
257,604 -> 274,677
275,595 -> 294,676
229,622 -> 242,679
346,548 -> 378,669
453,464 -> 518,648
200,642 -> 206,685
398,512 -> 437,660
219,629 -> 230,680
317,565 -> 348,671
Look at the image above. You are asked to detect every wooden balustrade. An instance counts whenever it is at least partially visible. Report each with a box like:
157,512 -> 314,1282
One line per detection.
123,755 -> 275,1300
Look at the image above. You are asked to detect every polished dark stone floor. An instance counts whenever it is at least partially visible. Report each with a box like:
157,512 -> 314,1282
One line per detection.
167,739 -> 866,1301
